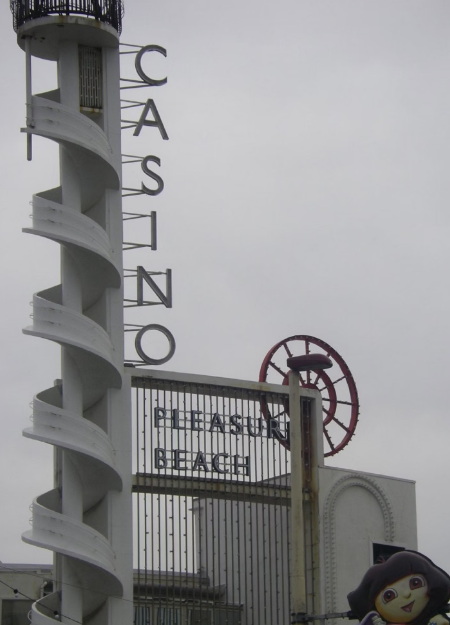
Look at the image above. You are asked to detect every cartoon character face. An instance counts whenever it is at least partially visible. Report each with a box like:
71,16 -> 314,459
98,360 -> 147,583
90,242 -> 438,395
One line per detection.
374,574 -> 429,623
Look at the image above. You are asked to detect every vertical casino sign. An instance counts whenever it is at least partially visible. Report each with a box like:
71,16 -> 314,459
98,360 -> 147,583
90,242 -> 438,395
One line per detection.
120,43 -> 176,366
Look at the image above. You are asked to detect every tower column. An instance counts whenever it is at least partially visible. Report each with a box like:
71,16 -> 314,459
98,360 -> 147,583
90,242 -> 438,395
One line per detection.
58,39 -> 85,625
13,6 -> 132,625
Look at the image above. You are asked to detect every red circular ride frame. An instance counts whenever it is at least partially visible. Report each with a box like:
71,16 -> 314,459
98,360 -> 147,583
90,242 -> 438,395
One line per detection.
259,335 -> 359,457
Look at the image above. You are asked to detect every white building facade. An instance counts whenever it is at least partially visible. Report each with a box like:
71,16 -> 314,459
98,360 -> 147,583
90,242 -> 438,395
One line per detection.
193,467 -> 416,625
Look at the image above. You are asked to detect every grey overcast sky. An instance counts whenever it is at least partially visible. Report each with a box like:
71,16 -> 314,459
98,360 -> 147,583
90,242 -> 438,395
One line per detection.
1,0 -> 450,572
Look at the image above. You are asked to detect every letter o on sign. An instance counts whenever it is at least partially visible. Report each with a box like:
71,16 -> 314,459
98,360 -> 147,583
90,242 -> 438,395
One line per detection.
135,324 -> 176,365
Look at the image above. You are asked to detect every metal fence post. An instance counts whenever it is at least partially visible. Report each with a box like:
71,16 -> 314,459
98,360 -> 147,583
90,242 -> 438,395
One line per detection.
289,369 -> 307,618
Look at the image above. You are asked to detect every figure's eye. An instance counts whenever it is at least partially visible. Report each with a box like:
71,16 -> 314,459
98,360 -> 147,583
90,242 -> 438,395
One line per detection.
410,576 -> 426,590
382,589 -> 398,604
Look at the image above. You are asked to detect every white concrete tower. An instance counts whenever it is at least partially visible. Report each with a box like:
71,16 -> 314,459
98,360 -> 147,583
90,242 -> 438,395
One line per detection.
11,3 -> 132,625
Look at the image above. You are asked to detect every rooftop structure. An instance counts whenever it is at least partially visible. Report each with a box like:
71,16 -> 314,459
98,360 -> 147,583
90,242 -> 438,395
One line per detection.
10,0 -> 124,33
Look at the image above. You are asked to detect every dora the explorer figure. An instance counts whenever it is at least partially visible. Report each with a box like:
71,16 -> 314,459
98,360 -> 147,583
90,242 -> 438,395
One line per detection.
347,551 -> 450,625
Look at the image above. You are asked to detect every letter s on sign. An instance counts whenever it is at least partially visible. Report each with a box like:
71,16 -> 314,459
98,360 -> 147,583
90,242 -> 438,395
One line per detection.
135,324 -> 176,365
141,155 -> 164,196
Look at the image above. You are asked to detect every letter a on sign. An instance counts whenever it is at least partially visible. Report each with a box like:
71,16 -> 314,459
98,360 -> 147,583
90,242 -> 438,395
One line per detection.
134,99 -> 169,139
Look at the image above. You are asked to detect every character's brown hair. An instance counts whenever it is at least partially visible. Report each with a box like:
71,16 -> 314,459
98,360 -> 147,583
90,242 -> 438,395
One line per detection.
347,551 -> 450,625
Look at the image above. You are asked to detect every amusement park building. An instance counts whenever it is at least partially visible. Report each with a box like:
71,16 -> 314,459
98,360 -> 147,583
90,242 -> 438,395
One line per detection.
7,3 -> 418,625
1,462 -> 416,625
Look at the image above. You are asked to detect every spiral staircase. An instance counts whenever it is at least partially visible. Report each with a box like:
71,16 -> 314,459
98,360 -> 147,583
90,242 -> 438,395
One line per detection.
12,6 -> 132,625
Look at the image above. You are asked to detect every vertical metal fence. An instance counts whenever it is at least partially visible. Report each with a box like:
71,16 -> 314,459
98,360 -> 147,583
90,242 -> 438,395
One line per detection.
10,0 -> 124,34
132,373 -> 312,625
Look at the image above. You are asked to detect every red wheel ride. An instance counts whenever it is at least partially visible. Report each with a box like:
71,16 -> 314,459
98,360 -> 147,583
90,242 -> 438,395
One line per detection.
259,335 -> 359,457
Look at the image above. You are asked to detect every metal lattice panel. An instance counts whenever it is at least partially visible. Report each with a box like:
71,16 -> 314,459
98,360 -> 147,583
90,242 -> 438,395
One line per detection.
131,375 -> 311,625
79,46 -> 102,110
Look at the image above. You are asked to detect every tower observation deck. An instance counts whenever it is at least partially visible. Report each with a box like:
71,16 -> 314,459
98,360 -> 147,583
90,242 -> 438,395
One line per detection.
11,0 -> 124,34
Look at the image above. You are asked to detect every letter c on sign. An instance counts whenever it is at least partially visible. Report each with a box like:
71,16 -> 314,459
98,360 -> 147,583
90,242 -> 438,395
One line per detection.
135,45 -> 167,87
135,324 -> 176,365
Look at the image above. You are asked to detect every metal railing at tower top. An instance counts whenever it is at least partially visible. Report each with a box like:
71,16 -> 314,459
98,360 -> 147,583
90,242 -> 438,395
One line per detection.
10,0 -> 124,34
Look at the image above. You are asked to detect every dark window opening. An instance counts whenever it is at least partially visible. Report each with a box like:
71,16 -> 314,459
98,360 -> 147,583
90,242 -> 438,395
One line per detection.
373,543 -> 405,564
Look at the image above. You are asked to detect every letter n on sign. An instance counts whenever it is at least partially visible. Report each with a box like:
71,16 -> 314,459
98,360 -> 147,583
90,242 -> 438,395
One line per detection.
137,266 -> 172,308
